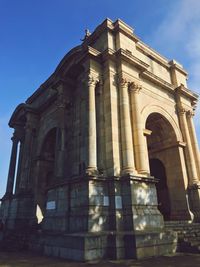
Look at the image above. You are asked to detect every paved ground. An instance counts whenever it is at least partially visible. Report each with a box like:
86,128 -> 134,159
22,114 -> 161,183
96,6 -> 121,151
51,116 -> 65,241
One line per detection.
0,252 -> 200,267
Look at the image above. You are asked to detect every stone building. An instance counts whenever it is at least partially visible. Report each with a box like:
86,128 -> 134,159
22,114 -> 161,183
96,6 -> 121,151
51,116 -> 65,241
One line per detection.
1,18 -> 200,260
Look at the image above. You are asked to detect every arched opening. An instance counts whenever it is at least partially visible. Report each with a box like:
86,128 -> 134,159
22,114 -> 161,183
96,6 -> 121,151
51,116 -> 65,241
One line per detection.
36,128 -> 57,214
41,127 -> 57,187
149,158 -> 170,220
146,113 -> 178,220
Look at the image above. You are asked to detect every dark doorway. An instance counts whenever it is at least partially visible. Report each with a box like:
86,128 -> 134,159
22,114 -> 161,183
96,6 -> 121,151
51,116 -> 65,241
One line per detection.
149,158 -> 171,220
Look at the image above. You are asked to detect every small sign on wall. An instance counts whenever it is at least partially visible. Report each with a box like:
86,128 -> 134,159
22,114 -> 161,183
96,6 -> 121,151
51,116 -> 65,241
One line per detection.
103,196 -> 109,206
46,201 -> 56,210
115,196 -> 122,209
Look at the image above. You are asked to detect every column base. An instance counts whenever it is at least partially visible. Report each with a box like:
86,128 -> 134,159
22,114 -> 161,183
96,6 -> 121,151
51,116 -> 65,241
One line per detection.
85,167 -> 98,176
188,184 -> 200,222
121,167 -> 136,176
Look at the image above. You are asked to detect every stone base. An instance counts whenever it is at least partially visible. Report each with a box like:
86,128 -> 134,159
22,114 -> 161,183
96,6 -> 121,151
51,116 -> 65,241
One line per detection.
130,230 -> 177,259
0,175 -> 178,260
188,186 -> 200,222
2,193 -> 35,230
29,230 -> 177,261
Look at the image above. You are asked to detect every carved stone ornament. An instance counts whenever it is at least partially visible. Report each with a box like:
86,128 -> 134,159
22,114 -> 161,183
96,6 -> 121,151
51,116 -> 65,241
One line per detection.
128,81 -> 142,93
187,110 -> 195,118
118,76 -> 128,87
88,74 -> 99,87
95,79 -> 103,95
177,106 -> 187,115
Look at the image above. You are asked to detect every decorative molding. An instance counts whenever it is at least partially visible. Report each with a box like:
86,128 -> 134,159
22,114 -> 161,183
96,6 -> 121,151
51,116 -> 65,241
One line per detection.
187,110 -> 195,118
143,129 -> 152,136
175,84 -> 199,101
140,70 -> 175,91
118,76 -> 128,87
177,106 -> 187,116
116,48 -> 149,72
128,81 -> 142,93
149,141 -> 186,154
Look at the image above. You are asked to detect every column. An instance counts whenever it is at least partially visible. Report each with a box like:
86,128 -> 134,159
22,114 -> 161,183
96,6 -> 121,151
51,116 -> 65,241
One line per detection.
129,82 -> 149,174
187,110 -> 200,179
14,141 -> 24,194
119,77 -> 135,174
95,80 -> 104,172
86,74 -> 97,175
177,107 -> 199,185
55,84 -> 67,179
19,113 -> 37,191
6,132 -> 19,195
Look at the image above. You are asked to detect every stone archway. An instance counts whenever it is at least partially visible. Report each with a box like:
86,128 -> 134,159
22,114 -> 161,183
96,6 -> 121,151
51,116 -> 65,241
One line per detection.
145,112 -> 190,221
36,127 -> 57,215
149,158 -> 171,220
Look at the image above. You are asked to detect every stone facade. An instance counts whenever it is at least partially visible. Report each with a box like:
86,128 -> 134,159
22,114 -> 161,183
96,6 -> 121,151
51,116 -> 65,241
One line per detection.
1,18 -> 200,260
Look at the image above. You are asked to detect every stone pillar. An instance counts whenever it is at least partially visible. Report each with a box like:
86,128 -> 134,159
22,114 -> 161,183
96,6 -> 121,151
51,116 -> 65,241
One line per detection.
129,82 -> 149,175
19,113 -> 38,191
54,83 -> 68,179
86,74 -> 98,175
6,132 -> 19,195
95,80 -> 105,172
187,110 -> 200,179
118,77 -> 135,175
14,141 -> 24,194
177,107 -> 199,185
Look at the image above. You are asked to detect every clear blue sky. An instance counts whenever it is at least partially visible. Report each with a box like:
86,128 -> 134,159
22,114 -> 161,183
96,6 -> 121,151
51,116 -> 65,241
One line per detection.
1,0 -> 200,198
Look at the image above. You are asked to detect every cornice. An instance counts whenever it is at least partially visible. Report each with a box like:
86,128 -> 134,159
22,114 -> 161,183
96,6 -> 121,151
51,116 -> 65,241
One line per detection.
112,19 -> 139,43
116,48 -> 149,71
169,60 -> 188,76
37,93 -> 57,114
86,46 -> 101,57
140,70 -> 175,91
175,84 -> 199,101
101,48 -> 116,62
136,43 -> 170,69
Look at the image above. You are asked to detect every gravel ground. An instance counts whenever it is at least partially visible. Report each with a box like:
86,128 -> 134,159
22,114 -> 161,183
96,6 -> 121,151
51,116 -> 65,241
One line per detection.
0,252 -> 200,267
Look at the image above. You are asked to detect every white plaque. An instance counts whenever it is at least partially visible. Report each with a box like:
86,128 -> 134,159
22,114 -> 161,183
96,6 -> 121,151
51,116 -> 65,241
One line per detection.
103,196 -> 109,206
46,201 -> 56,210
115,196 -> 122,209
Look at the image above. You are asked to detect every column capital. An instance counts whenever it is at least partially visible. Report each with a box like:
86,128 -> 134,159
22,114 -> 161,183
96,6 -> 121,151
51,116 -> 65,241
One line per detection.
95,79 -> 103,95
11,134 -> 19,143
12,128 -> 25,143
187,110 -> 195,118
128,81 -> 142,94
118,76 -> 129,88
55,94 -> 68,109
88,73 -> 99,87
177,106 -> 187,116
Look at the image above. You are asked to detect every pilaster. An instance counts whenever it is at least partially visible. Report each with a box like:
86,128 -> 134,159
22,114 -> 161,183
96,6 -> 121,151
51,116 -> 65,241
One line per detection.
118,76 -> 135,175
177,107 -> 199,186
129,81 -> 150,175
5,132 -> 19,196
19,112 -> 38,192
186,110 -> 200,179
85,73 -> 98,175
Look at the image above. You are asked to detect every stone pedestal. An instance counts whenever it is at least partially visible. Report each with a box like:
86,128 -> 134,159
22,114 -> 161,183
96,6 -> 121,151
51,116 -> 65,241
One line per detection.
31,175 -> 177,261
0,193 -> 35,231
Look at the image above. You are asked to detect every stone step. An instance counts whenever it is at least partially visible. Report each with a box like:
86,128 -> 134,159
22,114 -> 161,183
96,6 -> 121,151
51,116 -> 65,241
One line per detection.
165,221 -> 200,253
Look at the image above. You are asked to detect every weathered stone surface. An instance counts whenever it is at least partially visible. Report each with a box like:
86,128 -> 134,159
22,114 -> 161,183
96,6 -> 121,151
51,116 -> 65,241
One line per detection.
1,17 -> 200,261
